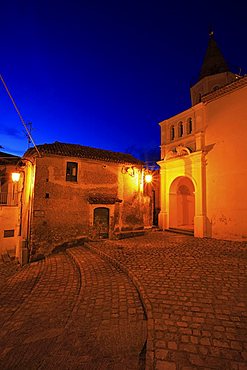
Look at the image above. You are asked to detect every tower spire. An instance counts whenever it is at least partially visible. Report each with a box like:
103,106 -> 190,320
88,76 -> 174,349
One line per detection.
199,32 -> 229,80
190,31 -> 236,106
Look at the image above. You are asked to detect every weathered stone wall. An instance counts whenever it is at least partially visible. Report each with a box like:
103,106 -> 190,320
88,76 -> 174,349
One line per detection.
29,156 -> 151,258
121,193 -> 144,230
0,164 -> 20,254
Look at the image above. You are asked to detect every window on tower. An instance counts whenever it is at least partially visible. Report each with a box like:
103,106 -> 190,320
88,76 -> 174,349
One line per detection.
178,122 -> 183,137
170,125 -> 175,141
187,118 -> 193,134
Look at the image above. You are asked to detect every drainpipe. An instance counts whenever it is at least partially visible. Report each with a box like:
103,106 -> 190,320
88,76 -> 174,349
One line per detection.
18,170 -> 29,265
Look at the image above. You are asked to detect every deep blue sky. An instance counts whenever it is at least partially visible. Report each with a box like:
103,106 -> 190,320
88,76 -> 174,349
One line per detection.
0,0 -> 246,159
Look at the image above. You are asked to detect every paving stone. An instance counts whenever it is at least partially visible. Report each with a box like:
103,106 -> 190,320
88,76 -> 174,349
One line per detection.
156,360 -> 176,370
88,231 -> 247,369
1,231 -> 246,369
0,247 -> 146,369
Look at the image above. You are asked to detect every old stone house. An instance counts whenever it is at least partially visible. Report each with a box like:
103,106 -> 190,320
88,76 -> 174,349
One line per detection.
18,142 -> 152,261
158,34 -> 247,240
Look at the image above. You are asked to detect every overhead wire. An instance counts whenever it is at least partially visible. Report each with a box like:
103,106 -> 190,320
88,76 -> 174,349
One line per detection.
0,74 -> 41,157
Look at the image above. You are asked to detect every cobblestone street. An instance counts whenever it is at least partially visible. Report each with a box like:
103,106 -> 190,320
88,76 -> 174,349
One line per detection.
0,231 -> 246,369
88,232 -> 247,370
0,247 -> 146,369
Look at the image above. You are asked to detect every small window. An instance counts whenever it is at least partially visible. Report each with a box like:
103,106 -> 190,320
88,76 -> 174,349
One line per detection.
170,125 -> 175,141
4,229 -> 14,238
178,122 -> 183,137
187,118 -> 193,134
66,162 -> 78,182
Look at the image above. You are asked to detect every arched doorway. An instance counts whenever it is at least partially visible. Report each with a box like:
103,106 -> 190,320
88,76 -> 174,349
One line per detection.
93,207 -> 110,238
169,177 -> 195,232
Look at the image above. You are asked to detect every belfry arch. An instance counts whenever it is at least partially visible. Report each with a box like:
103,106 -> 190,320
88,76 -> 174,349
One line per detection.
169,176 -> 195,232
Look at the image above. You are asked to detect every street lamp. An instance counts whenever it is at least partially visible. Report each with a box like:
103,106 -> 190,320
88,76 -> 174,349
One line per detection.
11,172 -> 20,182
145,173 -> 153,183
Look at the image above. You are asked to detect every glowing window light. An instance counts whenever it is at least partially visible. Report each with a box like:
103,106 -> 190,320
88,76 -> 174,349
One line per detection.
12,172 -> 20,182
145,174 -> 153,183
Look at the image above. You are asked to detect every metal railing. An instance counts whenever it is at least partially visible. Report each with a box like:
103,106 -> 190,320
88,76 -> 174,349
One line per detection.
0,192 -> 18,206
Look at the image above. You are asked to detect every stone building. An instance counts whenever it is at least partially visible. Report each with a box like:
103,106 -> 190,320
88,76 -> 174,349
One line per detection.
0,151 -> 21,255
158,33 -> 247,240
18,142 -> 152,260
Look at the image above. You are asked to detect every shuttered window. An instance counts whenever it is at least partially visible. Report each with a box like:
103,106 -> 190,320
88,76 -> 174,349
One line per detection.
66,162 -> 78,182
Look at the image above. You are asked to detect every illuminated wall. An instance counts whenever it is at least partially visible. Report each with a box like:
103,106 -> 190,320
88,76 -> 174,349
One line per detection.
15,162 -> 36,263
190,71 -> 236,105
0,164 -> 20,254
158,77 -> 247,241
204,80 -> 247,240
25,155 -> 151,259
0,207 -> 19,252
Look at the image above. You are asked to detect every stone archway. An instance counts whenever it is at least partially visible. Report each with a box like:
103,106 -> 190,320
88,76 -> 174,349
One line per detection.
169,176 -> 195,231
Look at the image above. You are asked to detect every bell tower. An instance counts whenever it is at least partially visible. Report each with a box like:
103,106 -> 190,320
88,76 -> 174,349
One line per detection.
190,31 -> 237,105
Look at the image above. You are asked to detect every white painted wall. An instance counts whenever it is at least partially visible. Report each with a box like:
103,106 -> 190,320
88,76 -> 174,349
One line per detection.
0,206 -> 19,253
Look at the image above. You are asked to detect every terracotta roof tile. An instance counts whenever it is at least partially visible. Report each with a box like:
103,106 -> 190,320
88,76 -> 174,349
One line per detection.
0,151 -> 20,165
24,142 -> 143,165
202,75 -> 247,103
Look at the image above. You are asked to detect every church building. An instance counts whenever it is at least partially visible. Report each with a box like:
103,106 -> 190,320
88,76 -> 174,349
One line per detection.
158,33 -> 247,240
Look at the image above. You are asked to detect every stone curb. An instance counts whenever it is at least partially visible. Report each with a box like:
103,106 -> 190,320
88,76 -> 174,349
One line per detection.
84,241 -> 155,370
64,249 -> 83,329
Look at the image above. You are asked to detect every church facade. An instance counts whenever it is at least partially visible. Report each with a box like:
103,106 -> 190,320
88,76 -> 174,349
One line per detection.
158,34 -> 247,240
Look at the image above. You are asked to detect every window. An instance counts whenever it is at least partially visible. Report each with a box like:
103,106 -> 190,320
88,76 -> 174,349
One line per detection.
4,229 -> 14,238
0,175 -> 8,204
187,118 -> 193,134
170,125 -> 175,141
66,162 -> 78,182
178,122 -> 183,137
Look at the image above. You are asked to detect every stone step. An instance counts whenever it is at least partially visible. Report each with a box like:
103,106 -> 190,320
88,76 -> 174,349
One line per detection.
166,228 -> 194,236
115,230 -> 145,239
150,226 -> 161,232
1,253 -> 11,263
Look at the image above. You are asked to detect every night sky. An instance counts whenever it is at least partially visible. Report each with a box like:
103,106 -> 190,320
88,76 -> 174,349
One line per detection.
1,0 -> 246,160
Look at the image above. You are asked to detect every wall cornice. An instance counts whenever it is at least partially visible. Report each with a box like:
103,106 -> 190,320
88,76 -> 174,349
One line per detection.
202,76 -> 247,104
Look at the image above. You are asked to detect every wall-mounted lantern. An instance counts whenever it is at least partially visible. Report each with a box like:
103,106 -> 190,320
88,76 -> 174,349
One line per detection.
121,166 -> 135,177
145,173 -> 153,183
12,172 -> 21,182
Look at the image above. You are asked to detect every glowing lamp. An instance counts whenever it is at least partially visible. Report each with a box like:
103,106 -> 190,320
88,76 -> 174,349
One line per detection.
145,174 -> 153,183
12,172 -> 20,182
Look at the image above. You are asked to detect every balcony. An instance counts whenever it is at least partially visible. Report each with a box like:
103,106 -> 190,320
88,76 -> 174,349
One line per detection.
0,192 -> 18,206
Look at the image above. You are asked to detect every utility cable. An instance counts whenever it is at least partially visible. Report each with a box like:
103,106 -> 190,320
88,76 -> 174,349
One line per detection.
0,74 -> 41,157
